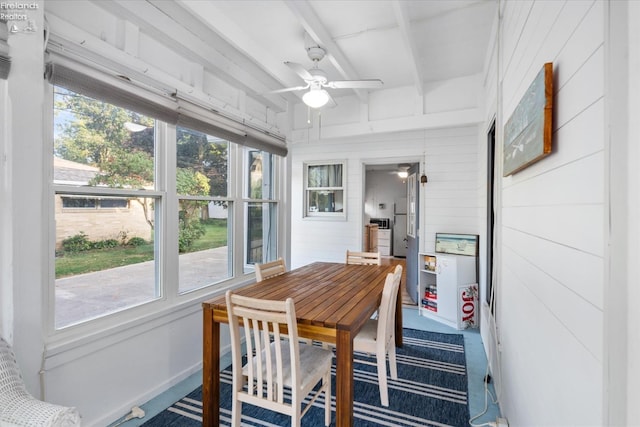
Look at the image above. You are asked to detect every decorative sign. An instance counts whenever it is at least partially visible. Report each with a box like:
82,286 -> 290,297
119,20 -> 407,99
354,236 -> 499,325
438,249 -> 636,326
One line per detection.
503,62 -> 553,176
457,284 -> 479,329
435,233 -> 478,257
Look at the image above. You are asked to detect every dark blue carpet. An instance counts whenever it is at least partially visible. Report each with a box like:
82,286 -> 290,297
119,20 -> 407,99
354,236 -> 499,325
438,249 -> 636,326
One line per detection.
142,328 -> 469,426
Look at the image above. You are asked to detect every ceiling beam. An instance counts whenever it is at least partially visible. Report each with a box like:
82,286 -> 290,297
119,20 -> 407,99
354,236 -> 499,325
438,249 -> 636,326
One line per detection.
284,0 -> 369,103
94,0 -> 288,112
391,0 -> 424,97
174,0 -> 304,108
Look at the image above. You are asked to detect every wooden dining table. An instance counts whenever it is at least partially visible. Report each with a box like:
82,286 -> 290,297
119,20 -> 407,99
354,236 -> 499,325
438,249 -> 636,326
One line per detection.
201,261 -> 403,427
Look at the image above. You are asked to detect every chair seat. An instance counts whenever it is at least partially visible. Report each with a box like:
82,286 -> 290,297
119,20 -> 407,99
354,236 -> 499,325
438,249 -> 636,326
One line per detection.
351,265 -> 402,407
244,342 -> 333,391
353,319 -> 379,352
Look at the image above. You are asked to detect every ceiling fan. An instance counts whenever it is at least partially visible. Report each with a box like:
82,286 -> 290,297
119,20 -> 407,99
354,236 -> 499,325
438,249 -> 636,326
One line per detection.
269,45 -> 384,108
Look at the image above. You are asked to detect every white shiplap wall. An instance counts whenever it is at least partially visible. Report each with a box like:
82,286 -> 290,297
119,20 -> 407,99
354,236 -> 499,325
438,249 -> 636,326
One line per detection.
290,127 -> 481,270
495,0 -> 606,424
421,126 -> 481,253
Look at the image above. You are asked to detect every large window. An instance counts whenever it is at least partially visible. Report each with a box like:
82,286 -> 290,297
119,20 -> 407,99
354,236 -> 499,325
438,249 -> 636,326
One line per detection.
52,85 -> 282,329
244,149 -> 278,269
53,87 -> 160,328
304,162 -> 345,217
177,127 -> 231,294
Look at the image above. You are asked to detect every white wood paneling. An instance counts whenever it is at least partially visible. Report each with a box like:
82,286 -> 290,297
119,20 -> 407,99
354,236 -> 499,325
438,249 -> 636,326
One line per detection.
291,127 -> 481,268
421,127 -> 480,252
627,3 -> 640,421
494,0 -> 607,424
502,232 -> 603,357
500,262 -> 603,425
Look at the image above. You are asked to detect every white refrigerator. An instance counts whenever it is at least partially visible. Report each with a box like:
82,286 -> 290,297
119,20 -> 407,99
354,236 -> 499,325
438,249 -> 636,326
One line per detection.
393,198 -> 407,257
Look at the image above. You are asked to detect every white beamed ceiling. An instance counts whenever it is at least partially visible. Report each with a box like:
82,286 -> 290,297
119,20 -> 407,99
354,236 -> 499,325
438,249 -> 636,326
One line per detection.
45,0 -> 498,142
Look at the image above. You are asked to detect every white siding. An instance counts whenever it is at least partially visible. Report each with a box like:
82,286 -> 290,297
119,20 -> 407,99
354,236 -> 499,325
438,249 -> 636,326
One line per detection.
420,127 -> 481,252
494,0 -> 606,424
290,127 -> 481,269
627,3 -> 640,422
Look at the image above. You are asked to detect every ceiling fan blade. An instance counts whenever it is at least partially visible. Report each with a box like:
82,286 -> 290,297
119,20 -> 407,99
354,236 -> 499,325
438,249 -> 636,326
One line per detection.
326,92 -> 337,108
263,84 -> 309,95
284,61 -> 313,81
325,79 -> 384,89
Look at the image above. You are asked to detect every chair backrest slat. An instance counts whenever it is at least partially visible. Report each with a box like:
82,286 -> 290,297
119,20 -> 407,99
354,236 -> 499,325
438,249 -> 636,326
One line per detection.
226,292 -> 299,405
255,257 -> 287,282
346,250 -> 381,265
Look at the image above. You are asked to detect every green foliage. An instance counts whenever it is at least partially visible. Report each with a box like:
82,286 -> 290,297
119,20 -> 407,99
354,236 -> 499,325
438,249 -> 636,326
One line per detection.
177,127 -> 228,197
53,89 -> 230,256
56,220 -> 228,278
176,168 -> 210,252
62,233 -> 120,253
176,168 -> 210,195
90,151 -> 154,188
178,219 -> 206,252
127,237 -> 147,247
91,239 -> 119,250
62,232 -> 92,253
54,89 -> 155,191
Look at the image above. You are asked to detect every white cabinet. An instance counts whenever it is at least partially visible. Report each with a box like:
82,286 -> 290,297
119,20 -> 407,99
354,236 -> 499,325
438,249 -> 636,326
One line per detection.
378,229 -> 391,256
418,253 -> 477,328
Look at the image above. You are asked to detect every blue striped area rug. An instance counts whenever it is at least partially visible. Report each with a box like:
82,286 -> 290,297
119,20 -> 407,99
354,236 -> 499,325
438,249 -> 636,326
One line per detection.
142,328 -> 468,426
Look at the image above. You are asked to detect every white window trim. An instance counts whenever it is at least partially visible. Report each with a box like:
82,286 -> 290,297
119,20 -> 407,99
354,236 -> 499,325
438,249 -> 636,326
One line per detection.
45,83 -> 286,343
303,160 -> 347,219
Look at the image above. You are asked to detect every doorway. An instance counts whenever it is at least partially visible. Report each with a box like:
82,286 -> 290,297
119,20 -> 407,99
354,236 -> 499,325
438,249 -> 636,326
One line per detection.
486,121 -> 496,309
363,161 -> 419,301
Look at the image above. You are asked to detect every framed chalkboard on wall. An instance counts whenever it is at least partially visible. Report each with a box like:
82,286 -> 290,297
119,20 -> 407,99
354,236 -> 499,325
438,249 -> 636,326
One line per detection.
503,62 -> 554,176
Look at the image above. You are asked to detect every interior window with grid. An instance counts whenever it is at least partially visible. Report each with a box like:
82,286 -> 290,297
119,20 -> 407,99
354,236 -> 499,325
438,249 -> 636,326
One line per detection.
304,162 -> 345,217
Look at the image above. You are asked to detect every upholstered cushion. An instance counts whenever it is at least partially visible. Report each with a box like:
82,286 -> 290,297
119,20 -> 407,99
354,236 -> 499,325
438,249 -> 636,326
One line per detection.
244,341 -> 333,391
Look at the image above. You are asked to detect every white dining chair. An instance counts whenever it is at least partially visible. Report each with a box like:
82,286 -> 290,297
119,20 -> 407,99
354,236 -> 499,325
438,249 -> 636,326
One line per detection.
345,250 -> 381,265
226,290 -> 333,427
254,258 -> 313,345
353,264 -> 403,407
255,257 -> 286,282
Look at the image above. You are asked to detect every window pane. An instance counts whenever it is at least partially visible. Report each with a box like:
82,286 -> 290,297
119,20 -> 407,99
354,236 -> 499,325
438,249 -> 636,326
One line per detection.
55,195 -> 159,328
99,198 -> 129,209
54,87 -> 156,189
247,150 -> 273,199
307,190 -> 344,213
245,202 -> 277,269
178,199 -> 231,293
62,197 -> 96,208
53,85 -> 159,329
177,127 -> 228,197
308,164 -> 342,188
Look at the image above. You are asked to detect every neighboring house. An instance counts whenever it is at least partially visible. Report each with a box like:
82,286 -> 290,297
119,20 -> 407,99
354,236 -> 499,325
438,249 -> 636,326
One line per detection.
53,157 -> 152,249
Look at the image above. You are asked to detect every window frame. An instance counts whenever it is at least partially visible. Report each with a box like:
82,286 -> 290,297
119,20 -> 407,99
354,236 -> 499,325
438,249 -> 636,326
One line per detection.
46,82 -> 285,338
303,160 -> 347,219
243,148 -> 279,269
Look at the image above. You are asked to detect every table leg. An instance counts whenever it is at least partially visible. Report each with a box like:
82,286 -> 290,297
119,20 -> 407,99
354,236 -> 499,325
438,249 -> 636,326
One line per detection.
335,329 -> 354,427
202,308 -> 220,426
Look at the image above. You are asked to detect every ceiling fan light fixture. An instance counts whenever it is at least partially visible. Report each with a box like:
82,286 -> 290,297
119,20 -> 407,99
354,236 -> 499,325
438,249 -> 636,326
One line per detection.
302,88 -> 330,108
397,170 -> 409,179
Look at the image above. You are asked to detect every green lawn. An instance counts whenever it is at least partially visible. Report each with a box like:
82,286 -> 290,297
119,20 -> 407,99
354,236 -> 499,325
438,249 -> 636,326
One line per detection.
55,219 -> 228,278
